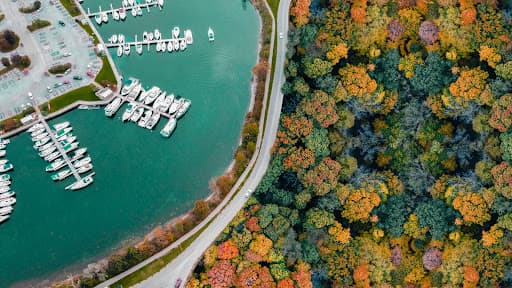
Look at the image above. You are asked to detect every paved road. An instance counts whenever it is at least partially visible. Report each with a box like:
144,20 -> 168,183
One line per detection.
95,0 -> 291,287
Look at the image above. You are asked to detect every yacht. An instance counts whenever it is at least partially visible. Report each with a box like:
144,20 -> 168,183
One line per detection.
152,91 -> 166,110
117,45 -> 123,57
67,175 -> 94,191
32,132 -> 49,142
121,78 -> 140,96
0,191 -> 15,200
0,160 -> 7,166
156,41 -> 161,52
180,39 -> 187,51
157,0 -> 164,7
0,143 -> 6,150
137,6 -> 142,15
73,156 -> 91,168
37,142 -> 54,152
131,107 -> 144,122
119,8 -> 127,20
155,29 -> 161,40
102,12 -> 108,23
123,0 -> 128,7
70,148 -> 87,161
57,132 -> 73,142
119,34 -> 125,43
142,31 -> 148,43
0,163 -> 13,173
124,42 -> 131,55
51,169 -> 72,181
172,26 -> 180,38
53,121 -> 70,131
46,158 -> 65,172
0,138 -> 8,145
169,97 -> 183,114
138,87 -> 149,102
184,29 -> 193,44
160,117 -> 176,138
136,42 -> 143,55
176,99 -> 191,119
159,41 -> 166,52
173,39 -> 179,50
146,113 -> 161,130
77,163 -> 93,174
131,7 -> 137,17
0,206 -> 13,216
28,123 -> 43,133
0,186 -> 10,194
105,97 -> 123,117
138,110 -> 152,127
144,86 -> 161,105
122,103 -> 136,122
130,83 -> 143,98
39,146 -> 57,158
0,215 -> 10,223
44,151 -> 60,162
0,197 -> 15,208
33,137 -> 51,148
0,180 -> 10,187
167,41 -> 173,52
63,142 -> 79,154
109,35 -> 117,44
112,9 -> 120,21
31,128 -> 46,138
0,174 -> 10,181
54,127 -> 72,138
60,136 -> 77,147
208,27 -> 215,41
95,14 -> 102,25
0,150 -> 5,158
161,93 -> 175,112
148,32 -> 154,41
128,0 -> 135,5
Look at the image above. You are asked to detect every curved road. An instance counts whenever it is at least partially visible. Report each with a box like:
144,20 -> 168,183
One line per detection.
96,0 -> 290,287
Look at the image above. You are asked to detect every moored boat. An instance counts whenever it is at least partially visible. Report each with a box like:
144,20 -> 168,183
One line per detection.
63,142 -> 79,154
46,158 -> 65,172
169,97 -> 184,114
0,206 -> 13,216
0,191 -> 15,200
208,27 -> 215,41
0,215 -> 9,224
176,99 -> 191,119
51,169 -> 72,181
39,146 -> 57,158
52,121 -> 70,131
119,8 -> 126,20
138,110 -> 152,127
145,113 -> 161,130
44,151 -> 60,162
0,163 -> 13,173
131,107 -> 144,122
77,163 -> 93,174
160,117 -> 176,138
73,156 -> 92,169
0,174 -> 10,181
0,150 -> 5,158
33,136 -> 51,148
117,45 -> 123,57
0,197 -> 15,208
66,174 -> 94,191
143,86 -> 161,105
121,78 -> 140,96
172,26 -> 180,38
28,123 -> 43,133
122,103 -> 136,122
184,29 -> 193,44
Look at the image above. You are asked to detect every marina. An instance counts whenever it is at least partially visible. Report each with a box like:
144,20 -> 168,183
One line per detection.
86,0 -> 165,24
0,138 -> 15,226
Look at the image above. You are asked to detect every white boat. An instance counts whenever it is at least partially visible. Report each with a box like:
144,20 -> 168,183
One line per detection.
156,41 -> 161,52
77,163 -> 93,174
0,180 -> 11,187
46,158 -> 65,172
180,39 -> 187,51
161,93 -> 174,112
138,110 -> 152,127
172,26 -> 180,38
0,150 -> 5,158
105,97 -> 123,117
95,14 -> 102,25
63,142 -> 79,154
0,174 -> 10,181
117,45 -> 123,57
152,92 -> 166,110
113,9 -> 120,21
148,32 -> 154,41
0,215 -> 10,223
122,103 -> 136,122
124,42 -> 131,55
55,127 -> 72,138
0,143 -> 5,150
138,87 -> 149,102
167,40 -> 173,52
70,148 -> 87,161
122,0 -> 128,7
53,121 -> 70,131
169,98 -> 184,114
67,175 -> 94,191
57,132 -> 73,142
33,136 -> 51,148
142,31 -> 148,43
0,186 -> 10,194
131,107 -> 144,122
144,86 -> 161,105
0,206 -> 13,216
31,128 -> 46,138
73,156 -> 91,168
0,197 -> 15,208
0,138 -> 8,145
0,163 -> 13,173
184,29 -> 193,44
121,78 -> 140,96
39,146 -> 57,158
160,117 -> 176,138
0,160 -> 7,166
146,113 -> 161,130
102,12 -> 108,23
157,0 -> 164,7
60,136 -> 77,146
51,169 -> 72,181
128,0 -> 134,5
137,6 -> 142,15
119,34 -> 125,43
155,29 -> 161,40
136,42 -> 143,55
173,39 -> 179,50
44,151 -> 60,162
119,8 -> 126,20
32,132 -> 49,142
176,99 -> 191,119
131,7 -> 137,17
208,27 -> 215,41
28,123 -> 43,133
37,142 -> 54,152
0,191 -> 15,200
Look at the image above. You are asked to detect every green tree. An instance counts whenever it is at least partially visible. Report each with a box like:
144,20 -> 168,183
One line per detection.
410,52 -> 455,95
414,198 -> 458,240
375,194 -> 413,237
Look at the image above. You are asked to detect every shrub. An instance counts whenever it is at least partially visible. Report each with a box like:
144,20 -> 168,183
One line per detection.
19,0 -> 42,13
48,63 -> 71,74
27,19 -> 51,32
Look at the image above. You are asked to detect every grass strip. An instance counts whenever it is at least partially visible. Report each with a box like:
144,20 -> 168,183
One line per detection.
95,56 -> 117,86
39,85 -> 99,114
59,0 -> 81,17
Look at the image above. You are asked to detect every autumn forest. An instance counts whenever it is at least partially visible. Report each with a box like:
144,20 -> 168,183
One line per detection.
187,0 -> 512,287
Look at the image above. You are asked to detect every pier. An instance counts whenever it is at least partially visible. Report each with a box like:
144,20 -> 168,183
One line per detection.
115,93 -> 173,119
104,37 -> 188,48
86,1 -> 162,18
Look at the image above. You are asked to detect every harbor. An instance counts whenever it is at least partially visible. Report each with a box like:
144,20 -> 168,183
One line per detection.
86,0 -> 165,25
0,137 -> 15,226
0,0 -> 259,286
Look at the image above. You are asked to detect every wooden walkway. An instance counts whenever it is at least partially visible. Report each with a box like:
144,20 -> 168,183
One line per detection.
86,2 -> 162,17
104,37 -> 187,48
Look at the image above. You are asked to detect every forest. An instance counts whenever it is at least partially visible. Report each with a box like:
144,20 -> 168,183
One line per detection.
187,0 -> 512,287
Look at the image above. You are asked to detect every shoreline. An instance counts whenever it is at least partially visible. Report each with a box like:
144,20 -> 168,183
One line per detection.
10,0 -> 270,287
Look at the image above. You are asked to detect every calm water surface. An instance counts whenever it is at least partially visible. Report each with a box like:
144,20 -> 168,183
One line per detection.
0,0 -> 259,286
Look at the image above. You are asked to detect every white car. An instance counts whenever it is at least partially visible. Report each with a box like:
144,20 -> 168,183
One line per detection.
279,32 -> 283,39
244,189 -> 253,198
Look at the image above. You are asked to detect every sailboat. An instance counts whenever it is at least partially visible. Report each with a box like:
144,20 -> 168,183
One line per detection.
117,45 -> 123,57
135,35 -> 143,55
112,9 -> 120,21
119,8 -> 127,20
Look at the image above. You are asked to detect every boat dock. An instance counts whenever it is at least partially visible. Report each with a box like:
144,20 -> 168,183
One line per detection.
115,94 -> 173,119
37,119 -> 81,182
104,37 -> 188,48
86,1 -> 163,18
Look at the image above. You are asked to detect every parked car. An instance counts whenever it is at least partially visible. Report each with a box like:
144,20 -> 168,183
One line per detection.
58,20 -> 65,27
175,278 -> 182,288
73,75 -> 82,80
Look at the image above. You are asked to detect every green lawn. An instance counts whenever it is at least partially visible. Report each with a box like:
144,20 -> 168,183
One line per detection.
96,56 -> 117,86
59,0 -> 81,17
39,85 -> 99,115
77,21 -> 100,45
267,0 -> 279,16
111,222 -> 211,287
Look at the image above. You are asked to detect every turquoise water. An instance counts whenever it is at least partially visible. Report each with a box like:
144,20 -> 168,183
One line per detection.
0,0 -> 259,286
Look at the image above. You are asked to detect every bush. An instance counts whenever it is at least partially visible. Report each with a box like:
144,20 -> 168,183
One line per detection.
0,14 -> 5,23
19,1 -> 42,13
27,19 -> 51,32
48,63 -> 71,74
0,30 -> 20,53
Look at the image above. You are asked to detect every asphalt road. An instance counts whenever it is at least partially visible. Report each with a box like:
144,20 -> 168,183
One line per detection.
96,0 -> 290,287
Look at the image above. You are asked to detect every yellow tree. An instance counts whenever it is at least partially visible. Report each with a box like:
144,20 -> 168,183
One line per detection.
291,0 -> 311,27
341,185 -> 381,223
479,45 -> 502,68
452,192 -> 491,225
326,42 -> 348,65
448,68 -> 489,103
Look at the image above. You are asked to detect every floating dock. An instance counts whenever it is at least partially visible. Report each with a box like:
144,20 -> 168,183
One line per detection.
86,0 -> 163,18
